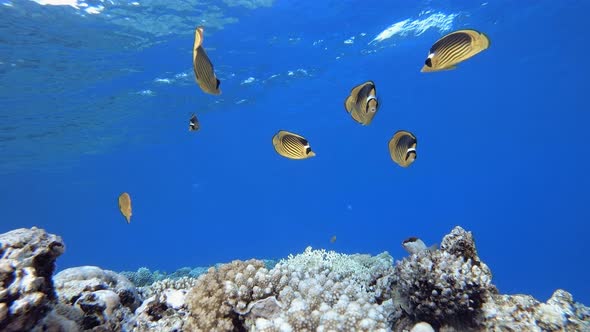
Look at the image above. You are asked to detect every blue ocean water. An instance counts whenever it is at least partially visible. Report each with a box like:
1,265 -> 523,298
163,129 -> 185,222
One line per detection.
1,0 -> 588,306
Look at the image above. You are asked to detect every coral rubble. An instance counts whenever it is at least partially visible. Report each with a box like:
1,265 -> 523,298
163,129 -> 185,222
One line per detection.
0,226 -> 588,332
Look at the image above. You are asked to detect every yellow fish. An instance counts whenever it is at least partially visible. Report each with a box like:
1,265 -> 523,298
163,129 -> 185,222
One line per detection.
389,130 -> 417,168
330,235 -> 337,243
272,130 -> 316,160
421,29 -> 490,72
118,192 -> 132,224
344,81 -> 379,125
193,26 -> 221,95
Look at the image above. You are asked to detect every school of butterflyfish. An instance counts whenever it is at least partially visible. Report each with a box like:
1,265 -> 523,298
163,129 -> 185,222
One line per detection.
117,26 -> 490,225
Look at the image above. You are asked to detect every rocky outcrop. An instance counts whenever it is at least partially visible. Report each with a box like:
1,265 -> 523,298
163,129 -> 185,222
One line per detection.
0,227 -> 65,332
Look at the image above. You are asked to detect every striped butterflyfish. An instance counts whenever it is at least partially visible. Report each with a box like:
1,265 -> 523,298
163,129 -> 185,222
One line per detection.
389,130 -> 417,168
189,113 -> 199,131
193,26 -> 221,95
421,29 -> 490,73
344,81 -> 379,125
118,192 -> 132,224
272,130 -> 316,160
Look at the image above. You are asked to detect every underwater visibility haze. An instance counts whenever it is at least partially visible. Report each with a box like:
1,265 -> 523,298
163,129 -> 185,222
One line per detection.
1,0 -> 589,317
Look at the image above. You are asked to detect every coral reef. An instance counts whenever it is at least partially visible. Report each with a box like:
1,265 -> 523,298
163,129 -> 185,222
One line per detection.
1,226 -> 589,332
182,251 -> 396,331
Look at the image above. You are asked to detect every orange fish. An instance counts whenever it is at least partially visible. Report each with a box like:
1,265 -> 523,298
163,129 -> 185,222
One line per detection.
118,192 -> 132,223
